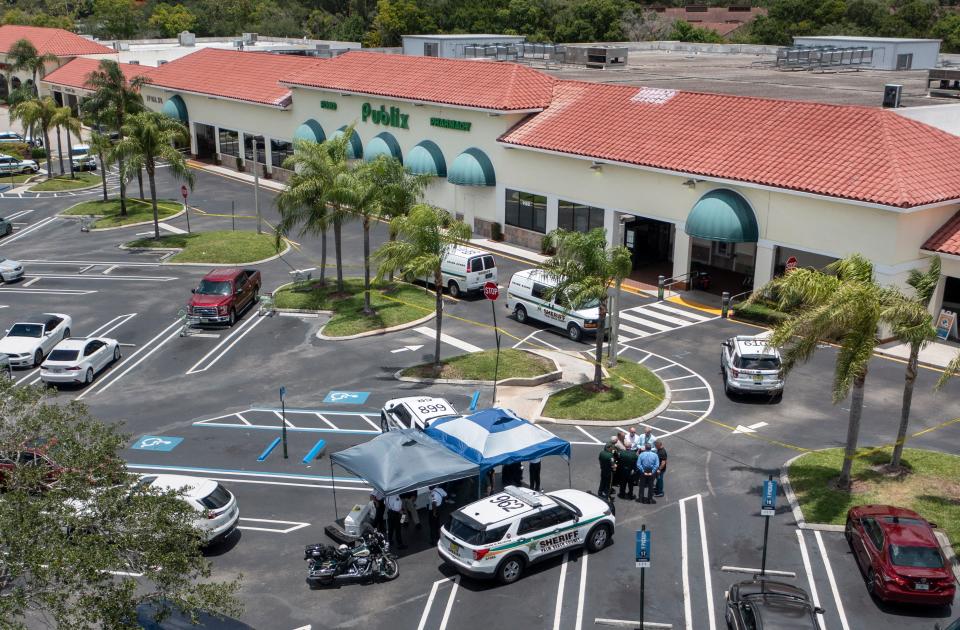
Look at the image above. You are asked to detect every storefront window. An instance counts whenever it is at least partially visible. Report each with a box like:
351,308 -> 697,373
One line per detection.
219,128 -> 239,157
505,189 -> 546,233
558,200 -> 604,233
271,139 -> 293,168
244,134 -> 266,163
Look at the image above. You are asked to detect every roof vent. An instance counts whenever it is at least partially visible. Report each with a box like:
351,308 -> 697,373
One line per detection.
178,31 -> 196,47
630,87 -> 677,105
158,60 -> 168,66
243,32 -> 258,44
882,84 -> 902,108
129,60 -> 139,65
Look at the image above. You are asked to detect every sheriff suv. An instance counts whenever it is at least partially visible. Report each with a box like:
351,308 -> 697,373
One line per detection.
438,486 -> 615,585
720,334 -> 784,398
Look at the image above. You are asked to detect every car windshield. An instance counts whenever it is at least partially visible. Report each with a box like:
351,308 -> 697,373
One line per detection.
8,324 -> 42,338
47,349 -> 79,362
196,280 -> 231,296
448,516 -> 508,546
70,147 -> 88,156
889,544 -> 944,568
736,356 -> 781,370
198,483 -> 232,509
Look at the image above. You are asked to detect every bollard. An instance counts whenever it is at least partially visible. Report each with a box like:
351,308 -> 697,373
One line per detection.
721,291 -> 730,319
657,275 -> 665,301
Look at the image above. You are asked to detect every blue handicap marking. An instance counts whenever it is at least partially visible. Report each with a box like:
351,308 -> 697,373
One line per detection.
132,435 -> 184,452
323,391 -> 369,405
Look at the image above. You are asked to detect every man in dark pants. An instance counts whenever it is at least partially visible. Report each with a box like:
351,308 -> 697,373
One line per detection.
598,442 -> 618,498
655,440 -> 668,498
636,443 -> 660,504
428,485 -> 447,545
385,493 -> 407,550
371,490 -> 386,534
529,457 -> 542,491
617,445 -> 638,499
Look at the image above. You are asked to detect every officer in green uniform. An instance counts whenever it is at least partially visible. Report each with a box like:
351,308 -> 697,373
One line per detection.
597,442 -> 617,499
617,445 -> 638,500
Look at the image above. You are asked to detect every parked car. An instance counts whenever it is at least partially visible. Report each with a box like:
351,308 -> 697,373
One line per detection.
505,268 -> 605,342
140,475 -> 239,546
187,268 -> 261,327
0,153 -> 39,175
407,245 -> 497,298
0,441 -> 64,490
0,131 -> 24,143
0,313 -> 72,368
70,144 -> 97,171
40,337 -> 121,386
845,505 -> 956,606
92,123 -> 119,141
0,217 -> 13,238
438,485 -> 614,584
380,396 -> 457,431
0,256 -> 23,281
725,579 -> 823,629
720,334 -> 785,397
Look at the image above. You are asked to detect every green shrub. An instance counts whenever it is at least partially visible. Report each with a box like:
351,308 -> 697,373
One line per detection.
731,300 -> 789,325
491,221 -> 503,242
31,148 -> 47,160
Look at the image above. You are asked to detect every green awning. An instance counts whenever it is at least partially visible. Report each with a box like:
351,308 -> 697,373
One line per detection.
684,189 -> 758,243
448,147 -> 495,186
332,126 -> 362,160
364,132 -> 402,163
294,119 -> 325,143
405,141 -> 446,177
161,95 -> 188,123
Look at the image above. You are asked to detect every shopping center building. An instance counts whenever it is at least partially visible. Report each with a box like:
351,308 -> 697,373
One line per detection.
37,44 -> 960,331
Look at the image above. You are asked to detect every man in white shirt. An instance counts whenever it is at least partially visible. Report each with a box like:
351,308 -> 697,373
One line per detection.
370,489 -> 386,534
428,485 -> 448,545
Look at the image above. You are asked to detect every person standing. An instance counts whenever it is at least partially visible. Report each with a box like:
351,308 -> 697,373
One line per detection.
371,489 -> 386,534
613,430 -> 628,451
598,442 -> 618,498
385,493 -> 407,550
503,461 -> 523,487
428,485 -> 448,545
625,427 -> 639,451
529,457 -> 542,491
636,444 -> 660,504
654,440 -> 668,498
617,444 -> 638,499
639,427 -> 655,451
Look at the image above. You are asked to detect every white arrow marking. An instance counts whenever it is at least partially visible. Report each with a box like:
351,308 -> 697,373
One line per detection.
733,421 -> 768,434
391,344 -> 424,353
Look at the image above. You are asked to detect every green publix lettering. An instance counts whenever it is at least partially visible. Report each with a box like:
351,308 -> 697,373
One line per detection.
361,102 -> 409,129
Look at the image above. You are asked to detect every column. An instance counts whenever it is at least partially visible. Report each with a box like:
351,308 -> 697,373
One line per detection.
189,123 -> 198,158
753,241 -> 776,290
604,208 -> 617,248
544,196 -> 559,234
264,137 -> 273,175
672,226 -> 691,280
929,273 -> 947,319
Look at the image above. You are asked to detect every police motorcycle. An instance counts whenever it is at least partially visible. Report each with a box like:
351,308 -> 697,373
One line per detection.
304,528 -> 399,587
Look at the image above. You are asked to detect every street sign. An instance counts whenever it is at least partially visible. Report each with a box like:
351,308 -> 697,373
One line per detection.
761,479 -> 778,516
936,309 -> 957,341
279,386 -> 286,399
323,391 -> 370,405
784,256 -> 798,272
635,529 -> 651,568
483,281 -> 499,301
180,185 -> 188,200
132,435 -> 183,452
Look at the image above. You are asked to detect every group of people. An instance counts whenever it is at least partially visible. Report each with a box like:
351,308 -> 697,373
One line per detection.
370,484 -> 450,552
598,427 -> 668,504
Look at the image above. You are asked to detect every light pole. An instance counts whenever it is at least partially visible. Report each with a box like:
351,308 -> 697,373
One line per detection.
252,135 -> 262,235
608,215 -> 630,367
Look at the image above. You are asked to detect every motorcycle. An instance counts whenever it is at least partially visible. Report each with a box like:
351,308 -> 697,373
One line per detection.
304,529 -> 399,587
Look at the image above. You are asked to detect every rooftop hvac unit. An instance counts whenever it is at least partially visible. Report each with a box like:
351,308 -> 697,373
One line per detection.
178,31 -> 196,47
158,60 -> 168,66
242,32 -> 258,44
113,41 -> 130,51
882,83 -> 902,108
129,60 -> 140,65
234,40 -> 244,49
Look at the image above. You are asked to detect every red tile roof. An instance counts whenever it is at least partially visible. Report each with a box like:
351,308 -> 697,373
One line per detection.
923,211 -> 960,256
41,57 -> 152,91
500,81 -> 960,208
281,51 -> 556,111
144,48 -> 321,107
0,25 -> 113,57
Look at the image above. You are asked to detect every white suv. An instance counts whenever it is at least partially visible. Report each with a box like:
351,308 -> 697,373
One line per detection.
0,153 -> 39,175
438,486 -> 614,584
143,475 -> 239,545
720,334 -> 784,397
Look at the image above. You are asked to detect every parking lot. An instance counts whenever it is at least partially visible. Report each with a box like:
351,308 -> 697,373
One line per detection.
1,165 -> 958,629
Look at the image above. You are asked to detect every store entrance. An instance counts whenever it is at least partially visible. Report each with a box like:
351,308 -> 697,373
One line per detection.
689,238 -> 757,295
622,217 -> 673,287
195,123 -> 216,159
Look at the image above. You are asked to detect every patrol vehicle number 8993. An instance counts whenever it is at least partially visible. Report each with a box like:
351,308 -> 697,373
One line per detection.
438,486 -> 615,584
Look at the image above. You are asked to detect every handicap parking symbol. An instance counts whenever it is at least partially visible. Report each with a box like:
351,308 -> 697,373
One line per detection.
323,391 -> 370,405
132,435 -> 184,452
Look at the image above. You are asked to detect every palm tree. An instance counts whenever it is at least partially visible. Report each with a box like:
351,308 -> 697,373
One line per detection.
86,60 -> 149,217
761,255 -> 889,490
366,156 -> 429,281
10,96 -> 58,179
8,39 -> 57,96
375,204 -> 471,376
331,160 -> 383,315
113,112 -> 194,240
88,131 -> 114,202
538,228 -> 632,389
51,106 -> 81,179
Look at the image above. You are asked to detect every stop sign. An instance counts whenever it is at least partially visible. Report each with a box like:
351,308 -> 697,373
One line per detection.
785,256 -> 798,272
180,185 -> 188,200
483,281 -> 499,300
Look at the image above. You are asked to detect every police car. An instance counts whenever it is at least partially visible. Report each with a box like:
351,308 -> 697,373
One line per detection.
438,486 -> 615,584
506,269 -> 605,342
380,396 -> 457,431
720,334 -> 784,397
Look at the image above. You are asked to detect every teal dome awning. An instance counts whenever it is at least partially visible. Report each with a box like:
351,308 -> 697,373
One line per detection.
448,147 -> 495,186
684,189 -> 758,243
294,119 -> 325,143
364,132 -> 402,163
405,141 -> 446,177
332,125 -> 362,160
161,95 -> 188,123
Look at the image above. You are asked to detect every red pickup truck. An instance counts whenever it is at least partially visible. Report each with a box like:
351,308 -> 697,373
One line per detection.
188,268 -> 262,326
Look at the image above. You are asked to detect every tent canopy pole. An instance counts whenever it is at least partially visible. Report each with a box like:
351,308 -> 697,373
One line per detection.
330,458 -> 339,522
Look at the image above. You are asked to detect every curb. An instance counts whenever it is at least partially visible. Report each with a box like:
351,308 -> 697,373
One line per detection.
535,379 -> 673,426
60,206 -> 186,232
393,351 -> 562,386
316,310 -> 435,341
28,177 -> 103,194
117,239 -> 291,266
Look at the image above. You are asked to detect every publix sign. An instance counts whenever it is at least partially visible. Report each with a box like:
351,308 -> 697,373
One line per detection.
361,102 -> 409,129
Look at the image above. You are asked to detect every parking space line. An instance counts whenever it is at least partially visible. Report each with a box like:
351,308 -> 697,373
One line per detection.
815,531 -> 850,630
636,352 -> 652,364
314,413 -> 339,430
25,273 -> 178,282
235,412 -> 252,426
237,518 -> 310,534
663,375 -> 697,382
125,463 -> 368,483
0,288 -> 97,295
185,314 -> 266,374
671,398 -> 711,404
15,368 -> 40,386
552,551 -> 570,630
0,216 -> 57,245
359,415 -> 381,431
575,426 -> 602,444
22,277 -> 39,287
417,577 -> 454,630
679,495 -> 694,630
696,495 -> 716,630
574,551 -> 588,630
195,422 -> 378,435
78,318 -> 182,399
273,411 -> 297,429
657,416 -> 693,425
414,326 -> 483,353
796,530 -> 826,629
87,313 -> 138,338
438,575 -> 460,630
650,364 -> 677,373
670,387 -> 707,392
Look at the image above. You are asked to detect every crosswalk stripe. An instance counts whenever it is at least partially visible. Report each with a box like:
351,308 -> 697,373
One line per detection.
413,326 -> 483,353
645,301 -> 712,322
616,323 -> 650,337
619,311 -> 672,332
632,307 -> 694,327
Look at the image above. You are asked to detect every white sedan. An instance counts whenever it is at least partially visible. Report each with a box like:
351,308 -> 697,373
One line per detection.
0,313 -> 72,368
40,337 -> 120,385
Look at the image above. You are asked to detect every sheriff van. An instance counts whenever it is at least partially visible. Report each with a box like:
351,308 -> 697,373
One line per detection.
505,269 -> 605,342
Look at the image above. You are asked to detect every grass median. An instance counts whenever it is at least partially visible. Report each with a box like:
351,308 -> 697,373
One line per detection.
400,348 -> 554,381
124,230 -> 280,264
63,198 -> 180,228
273,278 -> 435,337
788,447 -> 960,546
29,172 -> 101,192
0,173 -> 37,184
542,359 -> 665,421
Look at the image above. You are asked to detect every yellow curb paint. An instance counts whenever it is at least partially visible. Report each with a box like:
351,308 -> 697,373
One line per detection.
666,295 -> 722,315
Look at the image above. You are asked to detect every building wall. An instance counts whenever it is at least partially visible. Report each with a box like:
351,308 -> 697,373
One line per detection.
401,36 -> 525,58
792,37 -> 940,70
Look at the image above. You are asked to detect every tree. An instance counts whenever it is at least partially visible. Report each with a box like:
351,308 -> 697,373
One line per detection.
369,0 -> 437,47
51,105 -> 81,179
10,96 -> 57,179
86,59 -> 149,217
92,0 -> 141,39
366,156 -> 428,281
331,160 -> 383,314
148,3 -> 197,37
668,19 -> 725,43
375,204 -> 471,376
113,111 -> 194,239
760,255 -> 889,490
0,380 -> 242,629
88,130 -> 114,201
538,228 -> 631,389
8,38 -> 57,96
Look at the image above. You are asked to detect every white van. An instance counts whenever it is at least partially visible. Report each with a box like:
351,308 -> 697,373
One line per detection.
505,269 -> 604,342
410,245 -> 497,298
70,144 -> 96,171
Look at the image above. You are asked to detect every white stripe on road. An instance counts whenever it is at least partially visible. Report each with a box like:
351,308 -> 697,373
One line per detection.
359,415 -> 381,431
645,301 -> 712,321
0,216 -> 57,245
663,375 -> 697,382
670,386 -> 708,392
0,288 -> 96,295
102,265 -> 117,274
24,273 -> 177,282
414,326 -> 482,353
314,414 -> 339,430
680,495 -> 694,630
438,575 -> 460,630
575,426 -> 602,444
616,323 -> 650,338
796,530 -> 826,630
186,314 -> 266,374
618,311 -> 672,332
15,368 -> 40,386
696,494 -> 716,630
237,517 -> 310,534
552,552 -> 569,630
235,412 -> 252,426
418,577 -> 454,630
159,222 -> 187,234
633,306 -> 699,327
4,209 -> 33,221
22,277 -> 39,287
815,530 -> 849,630
125,464 -> 368,484
574,551 -> 589,630
18,259 -> 160,267
86,313 -> 137,338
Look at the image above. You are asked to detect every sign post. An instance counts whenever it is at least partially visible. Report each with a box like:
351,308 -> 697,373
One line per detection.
279,386 -> 288,459
252,137 -> 262,235
636,526 -> 651,630
760,475 -> 778,577
180,185 -> 191,233
484,281 -> 501,405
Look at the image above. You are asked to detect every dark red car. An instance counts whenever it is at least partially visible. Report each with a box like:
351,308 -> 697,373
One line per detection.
0,441 -> 64,489
845,505 -> 956,607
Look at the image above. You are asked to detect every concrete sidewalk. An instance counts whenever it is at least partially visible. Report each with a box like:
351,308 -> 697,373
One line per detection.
495,349 -> 596,420
186,160 -> 287,192
876,338 -> 960,369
